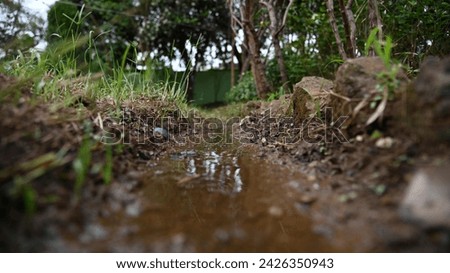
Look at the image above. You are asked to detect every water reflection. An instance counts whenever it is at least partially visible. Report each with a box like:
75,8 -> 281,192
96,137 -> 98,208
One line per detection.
170,149 -> 244,194
66,145 -> 345,252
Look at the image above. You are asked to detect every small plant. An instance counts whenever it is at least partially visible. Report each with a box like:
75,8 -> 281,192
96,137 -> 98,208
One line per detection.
267,86 -> 285,102
363,28 -> 403,125
73,136 -> 93,197
102,145 -> 113,185
227,72 -> 258,103
365,28 -> 393,68
22,185 -> 37,215
0,149 -> 69,215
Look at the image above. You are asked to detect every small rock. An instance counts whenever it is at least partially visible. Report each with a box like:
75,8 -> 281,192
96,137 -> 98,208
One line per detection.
312,183 -> 320,190
399,166 -> 450,228
268,206 -> 283,217
375,137 -> 395,149
153,127 -> 169,140
299,194 -> 317,204
371,184 -> 387,196
338,191 -> 358,203
214,229 -> 230,242
137,150 -> 155,160
125,201 -> 141,217
355,135 -> 364,142
257,151 -> 265,157
307,175 -> 317,182
79,224 -> 108,244
261,137 -> 267,144
292,76 -> 333,126
287,180 -> 300,190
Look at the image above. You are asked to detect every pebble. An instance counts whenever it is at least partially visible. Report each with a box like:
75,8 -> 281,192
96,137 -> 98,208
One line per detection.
375,137 -> 394,149
299,194 -> 317,204
125,202 -> 141,217
153,127 -> 169,140
307,175 -> 317,182
268,206 -> 283,217
308,161 -> 319,168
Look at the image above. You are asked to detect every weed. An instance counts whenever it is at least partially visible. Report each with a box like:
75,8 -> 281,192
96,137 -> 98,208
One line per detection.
365,28 -> 393,67
267,86 -> 285,102
363,28 -> 404,126
73,136 -> 92,197
0,149 -> 70,215
22,185 -> 37,215
102,145 -> 113,185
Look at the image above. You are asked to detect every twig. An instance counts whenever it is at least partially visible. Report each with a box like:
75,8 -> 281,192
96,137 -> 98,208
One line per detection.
325,90 -> 353,102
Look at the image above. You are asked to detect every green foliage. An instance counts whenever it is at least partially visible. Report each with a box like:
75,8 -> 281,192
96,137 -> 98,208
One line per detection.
46,1 -> 81,43
226,72 -> 258,103
137,0 -> 231,69
265,0 -> 340,88
363,30 -> 402,125
22,185 -> 37,215
0,0 -> 44,60
102,145 -> 113,185
46,0 -> 137,71
364,28 -> 393,67
73,136 -> 93,197
0,150 -> 69,215
381,0 -> 450,68
267,87 -> 285,102
267,47 -> 340,89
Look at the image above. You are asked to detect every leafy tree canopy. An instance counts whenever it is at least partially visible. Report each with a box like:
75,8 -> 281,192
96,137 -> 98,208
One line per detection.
136,0 -> 232,70
0,0 -> 44,60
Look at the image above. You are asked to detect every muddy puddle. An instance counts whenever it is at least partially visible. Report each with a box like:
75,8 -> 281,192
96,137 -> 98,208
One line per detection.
58,144 -> 347,252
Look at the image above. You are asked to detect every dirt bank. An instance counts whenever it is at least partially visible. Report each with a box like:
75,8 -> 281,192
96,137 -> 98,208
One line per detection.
239,57 -> 450,252
1,56 -> 449,252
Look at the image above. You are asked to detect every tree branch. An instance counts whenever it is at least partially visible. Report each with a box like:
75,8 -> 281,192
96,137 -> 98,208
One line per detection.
326,0 -> 347,60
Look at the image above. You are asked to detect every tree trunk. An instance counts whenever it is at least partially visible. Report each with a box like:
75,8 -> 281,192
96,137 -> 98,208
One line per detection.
338,0 -> 356,58
368,0 -> 383,55
326,0 -> 347,60
262,0 -> 290,92
241,0 -> 272,99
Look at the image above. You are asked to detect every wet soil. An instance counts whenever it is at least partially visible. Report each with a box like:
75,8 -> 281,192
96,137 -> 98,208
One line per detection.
55,144 -> 346,252
1,76 -> 449,252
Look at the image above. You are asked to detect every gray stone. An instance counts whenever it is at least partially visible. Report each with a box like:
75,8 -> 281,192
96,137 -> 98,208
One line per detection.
153,127 -> 169,140
399,166 -> 450,229
334,57 -> 387,98
292,76 -> 333,125
330,57 -> 408,133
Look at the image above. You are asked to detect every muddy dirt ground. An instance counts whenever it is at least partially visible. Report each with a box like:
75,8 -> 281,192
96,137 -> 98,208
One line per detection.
1,58 -> 449,252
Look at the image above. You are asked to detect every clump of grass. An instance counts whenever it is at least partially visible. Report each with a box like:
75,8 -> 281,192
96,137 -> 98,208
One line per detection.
0,149 -> 70,215
73,136 -> 93,197
362,28 -> 404,126
1,2 -> 190,110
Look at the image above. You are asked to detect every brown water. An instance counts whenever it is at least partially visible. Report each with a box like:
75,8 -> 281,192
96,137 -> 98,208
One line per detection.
62,144 -> 344,252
